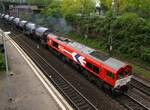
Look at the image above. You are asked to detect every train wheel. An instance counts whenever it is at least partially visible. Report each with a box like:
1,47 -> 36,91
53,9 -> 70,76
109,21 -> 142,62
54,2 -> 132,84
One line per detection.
72,61 -> 83,72
41,39 -> 48,48
62,55 -> 67,62
102,83 -> 112,94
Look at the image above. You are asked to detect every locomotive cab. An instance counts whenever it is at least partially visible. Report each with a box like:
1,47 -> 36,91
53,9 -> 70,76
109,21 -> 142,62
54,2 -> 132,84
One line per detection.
114,65 -> 132,92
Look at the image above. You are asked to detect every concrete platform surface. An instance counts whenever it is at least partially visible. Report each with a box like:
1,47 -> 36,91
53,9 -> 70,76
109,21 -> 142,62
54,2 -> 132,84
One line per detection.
0,32 -> 63,110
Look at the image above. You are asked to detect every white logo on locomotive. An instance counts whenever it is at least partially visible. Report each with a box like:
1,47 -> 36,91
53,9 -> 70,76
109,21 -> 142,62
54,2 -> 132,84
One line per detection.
71,52 -> 86,67
58,46 -> 86,66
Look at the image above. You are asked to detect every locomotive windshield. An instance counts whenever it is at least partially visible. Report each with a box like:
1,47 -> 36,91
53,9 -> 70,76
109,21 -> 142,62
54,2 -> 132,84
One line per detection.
117,72 -> 124,79
117,70 -> 131,79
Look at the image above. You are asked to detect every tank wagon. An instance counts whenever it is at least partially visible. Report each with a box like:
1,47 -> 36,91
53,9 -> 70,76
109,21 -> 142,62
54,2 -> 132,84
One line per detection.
0,13 -> 133,93
4,14 -> 10,21
24,22 -> 36,36
1,14 -> 6,20
18,20 -> 28,30
8,16 -> 16,25
34,26 -> 52,45
13,17 -> 21,28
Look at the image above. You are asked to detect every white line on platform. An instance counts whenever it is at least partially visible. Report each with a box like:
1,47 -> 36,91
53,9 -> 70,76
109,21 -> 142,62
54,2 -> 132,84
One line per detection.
5,34 -> 73,110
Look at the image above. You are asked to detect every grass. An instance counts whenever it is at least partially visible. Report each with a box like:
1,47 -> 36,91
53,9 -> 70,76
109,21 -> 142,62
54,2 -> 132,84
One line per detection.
0,52 -> 5,71
133,65 -> 150,80
67,32 -> 150,80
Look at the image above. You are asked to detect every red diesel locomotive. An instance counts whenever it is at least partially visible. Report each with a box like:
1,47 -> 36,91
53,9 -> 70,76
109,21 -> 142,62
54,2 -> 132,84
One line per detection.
47,34 -> 132,93
0,13 -> 132,93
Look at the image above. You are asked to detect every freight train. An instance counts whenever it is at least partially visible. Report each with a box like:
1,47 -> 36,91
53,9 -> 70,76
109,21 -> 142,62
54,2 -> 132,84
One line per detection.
0,13 -> 133,93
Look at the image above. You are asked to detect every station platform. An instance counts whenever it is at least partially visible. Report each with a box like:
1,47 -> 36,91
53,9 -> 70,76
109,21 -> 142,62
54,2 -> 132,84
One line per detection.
0,30 -> 72,110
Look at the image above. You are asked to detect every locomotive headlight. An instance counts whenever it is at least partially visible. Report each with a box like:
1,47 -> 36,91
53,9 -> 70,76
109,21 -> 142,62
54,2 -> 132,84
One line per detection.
114,75 -> 132,88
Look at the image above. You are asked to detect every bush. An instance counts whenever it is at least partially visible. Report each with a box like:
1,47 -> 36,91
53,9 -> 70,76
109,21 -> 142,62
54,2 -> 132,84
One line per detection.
113,12 -> 150,63
0,53 -> 5,70
141,48 -> 150,62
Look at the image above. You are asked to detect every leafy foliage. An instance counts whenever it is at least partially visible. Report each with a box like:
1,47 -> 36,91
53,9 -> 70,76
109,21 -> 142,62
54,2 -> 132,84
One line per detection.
0,53 -> 5,70
42,0 -> 61,18
60,0 -> 95,17
26,0 -> 52,5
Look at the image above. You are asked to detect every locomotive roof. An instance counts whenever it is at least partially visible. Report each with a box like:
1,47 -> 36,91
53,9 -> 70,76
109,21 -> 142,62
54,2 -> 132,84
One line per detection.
90,51 -> 109,61
90,51 -> 126,71
49,34 -> 95,54
104,58 -> 125,70
68,41 -> 95,54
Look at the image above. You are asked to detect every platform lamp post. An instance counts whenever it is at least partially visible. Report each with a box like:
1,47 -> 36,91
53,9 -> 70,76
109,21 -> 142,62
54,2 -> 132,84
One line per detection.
108,0 -> 116,56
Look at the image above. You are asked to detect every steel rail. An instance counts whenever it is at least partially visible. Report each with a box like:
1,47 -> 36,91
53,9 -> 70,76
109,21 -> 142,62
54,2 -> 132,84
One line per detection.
130,78 -> 150,96
124,93 -> 150,110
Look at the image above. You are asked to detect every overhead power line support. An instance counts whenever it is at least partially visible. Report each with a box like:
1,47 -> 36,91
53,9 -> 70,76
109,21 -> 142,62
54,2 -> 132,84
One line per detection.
108,0 -> 116,56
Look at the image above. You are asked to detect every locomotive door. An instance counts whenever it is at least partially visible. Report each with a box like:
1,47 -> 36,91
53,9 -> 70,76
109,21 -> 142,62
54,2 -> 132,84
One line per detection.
104,71 -> 115,86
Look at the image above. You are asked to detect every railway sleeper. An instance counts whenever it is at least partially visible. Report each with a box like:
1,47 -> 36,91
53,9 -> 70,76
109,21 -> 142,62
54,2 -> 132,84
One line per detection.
79,103 -> 92,109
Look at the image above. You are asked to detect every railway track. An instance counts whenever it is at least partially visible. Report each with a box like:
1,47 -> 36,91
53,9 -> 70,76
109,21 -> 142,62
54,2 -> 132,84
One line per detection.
130,78 -> 150,96
7,31 -> 98,110
117,93 -> 150,110
1,21 -> 150,110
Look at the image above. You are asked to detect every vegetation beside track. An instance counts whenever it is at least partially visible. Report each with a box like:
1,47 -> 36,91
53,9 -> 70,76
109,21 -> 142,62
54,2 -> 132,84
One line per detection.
0,52 -> 5,71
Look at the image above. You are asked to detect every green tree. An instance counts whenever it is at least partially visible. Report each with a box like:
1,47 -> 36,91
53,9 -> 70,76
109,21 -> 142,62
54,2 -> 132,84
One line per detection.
60,0 -> 95,17
60,0 -> 81,17
26,0 -> 52,5
42,0 -> 61,18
